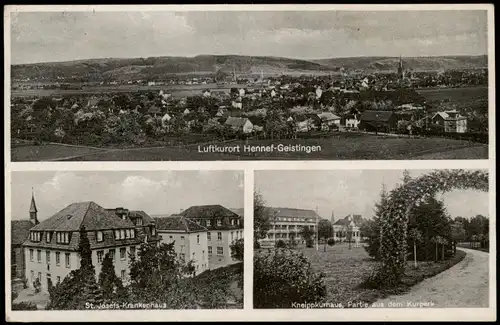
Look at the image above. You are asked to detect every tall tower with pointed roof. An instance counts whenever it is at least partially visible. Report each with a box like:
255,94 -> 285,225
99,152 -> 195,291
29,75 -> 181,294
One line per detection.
29,189 -> 39,225
397,55 -> 405,79
331,210 -> 335,225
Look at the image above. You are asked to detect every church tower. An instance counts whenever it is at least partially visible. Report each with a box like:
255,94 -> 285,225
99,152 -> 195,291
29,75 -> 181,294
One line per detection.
397,55 -> 405,79
330,210 -> 335,224
29,189 -> 39,225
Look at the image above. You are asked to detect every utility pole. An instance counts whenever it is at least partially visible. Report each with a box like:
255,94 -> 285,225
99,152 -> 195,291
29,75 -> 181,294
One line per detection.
315,206 -> 319,251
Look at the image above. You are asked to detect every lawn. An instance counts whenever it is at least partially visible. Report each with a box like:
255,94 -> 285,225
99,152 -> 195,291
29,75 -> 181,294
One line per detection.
11,132 -> 488,161
289,244 -> 467,307
194,262 -> 243,309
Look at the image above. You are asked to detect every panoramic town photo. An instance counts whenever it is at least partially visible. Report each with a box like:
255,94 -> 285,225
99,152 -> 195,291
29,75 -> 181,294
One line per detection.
9,9 -> 489,161
253,169 -> 490,308
10,170 -> 244,310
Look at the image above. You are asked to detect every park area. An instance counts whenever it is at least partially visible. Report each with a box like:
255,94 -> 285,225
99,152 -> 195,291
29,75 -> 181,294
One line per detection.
254,243 -> 468,308
11,132 -> 488,161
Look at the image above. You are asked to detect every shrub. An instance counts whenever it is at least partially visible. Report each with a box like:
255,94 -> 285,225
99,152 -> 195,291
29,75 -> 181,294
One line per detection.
327,238 -> 335,246
12,301 -> 38,310
254,249 -> 327,308
276,240 -> 287,248
33,278 -> 41,294
305,239 -> 314,248
253,240 -> 261,249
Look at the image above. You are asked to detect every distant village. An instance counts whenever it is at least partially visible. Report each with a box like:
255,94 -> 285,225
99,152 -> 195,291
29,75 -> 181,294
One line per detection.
11,58 -> 488,148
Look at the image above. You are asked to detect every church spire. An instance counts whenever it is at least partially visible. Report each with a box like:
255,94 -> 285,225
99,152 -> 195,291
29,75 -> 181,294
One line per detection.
29,188 -> 38,225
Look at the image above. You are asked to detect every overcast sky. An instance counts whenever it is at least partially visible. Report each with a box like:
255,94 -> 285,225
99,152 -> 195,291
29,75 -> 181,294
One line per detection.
255,169 -> 489,221
11,171 -> 244,221
10,10 -> 488,64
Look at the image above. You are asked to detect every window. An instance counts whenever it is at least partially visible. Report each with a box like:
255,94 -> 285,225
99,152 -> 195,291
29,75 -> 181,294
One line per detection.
180,236 -> 185,240
121,270 -> 126,281
114,230 -> 120,239
46,232 -> 51,243
30,270 -> 34,281
56,232 -> 70,244
197,234 -> 200,244
120,248 -> 126,260
130,246 -> 136,257
206,220 -> 211,227
131,229 -> 135,239
169,235 -> 173,242
97,251 -> 104,263
151,227 -> 156,236
120,229 -> 125,239
217,219 -> 222,226
240,231 -> 243,238
109,249 -> 116,261
56,252 -> 60,265
217,247 -> 223,256
65,253 -> 70,268
136,218 -> 143,226
217,232 -> 222,241
126,229 -> 130,239
202,250 -> 205,260
207,232 -> 211,241
231,219 -> 235,226
46,251 -> 50,264
29,249 -> 33,262
97,231 -> 103,242
208,246 -> 212,256
57,276 -> 61,284
65,233 -> 69,243
231,232 -> 234,240
37,250 -> 41,263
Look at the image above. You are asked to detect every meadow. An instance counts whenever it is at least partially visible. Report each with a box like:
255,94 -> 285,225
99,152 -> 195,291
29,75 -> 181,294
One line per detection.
11,132 -> 488,161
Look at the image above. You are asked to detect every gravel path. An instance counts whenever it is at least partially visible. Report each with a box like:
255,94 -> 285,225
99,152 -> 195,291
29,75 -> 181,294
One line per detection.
373,248 -> 489,308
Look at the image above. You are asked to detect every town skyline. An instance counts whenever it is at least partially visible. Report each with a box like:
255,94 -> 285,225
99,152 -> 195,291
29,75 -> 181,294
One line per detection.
11,10 -> 488,65
11,171 -> 244,221
255,170 -> 489,221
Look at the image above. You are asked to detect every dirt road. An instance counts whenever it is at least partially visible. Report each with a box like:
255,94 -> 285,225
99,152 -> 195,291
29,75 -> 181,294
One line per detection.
373,248 -> 489,308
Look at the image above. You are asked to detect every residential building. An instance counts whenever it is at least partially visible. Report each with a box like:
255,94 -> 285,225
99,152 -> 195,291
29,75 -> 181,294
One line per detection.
359,110 -> 398,133
344,114 -> 360,129
431,110 -> 468,133
224,117 -> 253,134
332,214 -> 362,247
11,193 -> 38,280
262,207 -> 320,244
317,112 -> 341,130
155,216 -> 209,276
23,202 -> 160,293
178,205 -> 243,270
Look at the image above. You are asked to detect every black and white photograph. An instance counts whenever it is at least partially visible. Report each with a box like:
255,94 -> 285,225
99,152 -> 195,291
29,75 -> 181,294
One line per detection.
8,8 -> 491,161
253,169 -> 490,309
9,170 -> 244,310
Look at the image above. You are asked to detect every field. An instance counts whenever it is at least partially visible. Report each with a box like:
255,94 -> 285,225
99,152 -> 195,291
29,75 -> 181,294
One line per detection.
293,244 -> 467,307
417,86 -> 488,112
11,132 -> 488,161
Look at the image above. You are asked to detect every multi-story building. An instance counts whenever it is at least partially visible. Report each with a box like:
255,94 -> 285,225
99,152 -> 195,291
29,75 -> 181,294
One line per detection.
155,216 -> 209,276
178,205 -> 243,270
23,201 -> 160,292
332,214 -> 362,247
262,207 -> 319,244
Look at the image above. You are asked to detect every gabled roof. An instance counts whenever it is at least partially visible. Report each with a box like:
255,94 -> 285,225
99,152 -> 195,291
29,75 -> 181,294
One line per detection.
155,216 -> 207,233
360,110 -> 394,122
11,220 -> 35,246
179,205 -> 239,219
225,117 -> 251,127
264,207 -> 319,220
333,214 -> 363,227
432,112 -> 449,120
31,202 -> 134,232
129,210 -> 156,226
148,105 -> 161,114
317,112 -> 340,121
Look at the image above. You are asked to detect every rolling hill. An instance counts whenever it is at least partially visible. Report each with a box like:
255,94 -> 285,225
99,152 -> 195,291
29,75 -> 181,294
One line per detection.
11,54 -> 487,82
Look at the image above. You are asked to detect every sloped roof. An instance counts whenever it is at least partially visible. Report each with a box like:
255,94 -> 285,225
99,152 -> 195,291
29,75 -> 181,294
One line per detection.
129,210 -> 156,226
11,220 -> 35,246
29,195 -> 37,213
148,105 -> 161,114
31,202 -> 134,232
179,205 -> 239,219
264,207 -> 319,220
225,117 -> 251,127
317,112 -> 340,121
333,214 -> 363,227
360,110 -> 394,122
155,216 -> 207,233
432,112 -> 449,120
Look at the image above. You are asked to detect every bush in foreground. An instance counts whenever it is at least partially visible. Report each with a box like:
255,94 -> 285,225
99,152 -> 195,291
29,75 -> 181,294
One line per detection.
254,249 -> 326,308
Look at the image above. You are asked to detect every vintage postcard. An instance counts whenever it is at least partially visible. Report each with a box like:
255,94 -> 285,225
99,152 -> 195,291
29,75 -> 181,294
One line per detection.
5,5 -> 493,161
4,3 -> 496,323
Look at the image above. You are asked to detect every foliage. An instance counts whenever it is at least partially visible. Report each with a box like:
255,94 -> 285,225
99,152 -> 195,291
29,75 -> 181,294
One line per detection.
327,238 -> 336,246
254,192 -> 271,243
254,249 -> 327,308
230,238 -> 244,262
276,240 -> 287,248
318,219 -> 333,240
98,252 -> 127,302
363,184 -> 387,259
377,169 -> 489,286
12,301 -> 38,310
33,278 -> 41,294
46,226 -> 104,310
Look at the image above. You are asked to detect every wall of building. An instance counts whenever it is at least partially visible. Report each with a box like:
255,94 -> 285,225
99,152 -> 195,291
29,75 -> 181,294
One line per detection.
207,228 -> 243,270
158,231 -> 209,276
92,245 -> 137,285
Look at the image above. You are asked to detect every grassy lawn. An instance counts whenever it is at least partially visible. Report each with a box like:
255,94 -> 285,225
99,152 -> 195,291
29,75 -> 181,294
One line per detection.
194,262 -> 243,309
290,244 -> 466,307
11,132 -> 488,161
